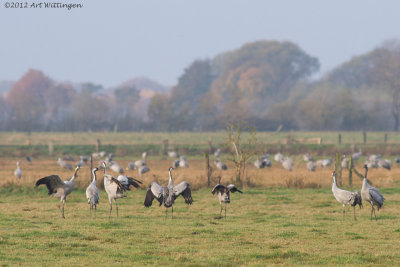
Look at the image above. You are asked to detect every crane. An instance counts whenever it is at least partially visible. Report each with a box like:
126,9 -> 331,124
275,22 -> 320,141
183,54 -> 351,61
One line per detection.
211,176 -> 242,218
102,161 -> 141,218
331,171 -> 362,220
57,158 -> 73,170
361,165 -> 385,220
35,166 -> 80,218
86,167 -> 99,218
144,167 -> 192,218
14,161 -> 22,179
214,159 -> 227,170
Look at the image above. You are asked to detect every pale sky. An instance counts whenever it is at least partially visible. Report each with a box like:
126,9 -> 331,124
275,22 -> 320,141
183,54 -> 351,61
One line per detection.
0,0 -> 399,87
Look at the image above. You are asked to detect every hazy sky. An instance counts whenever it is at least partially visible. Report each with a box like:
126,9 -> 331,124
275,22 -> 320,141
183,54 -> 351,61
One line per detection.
1,0 -> 400,87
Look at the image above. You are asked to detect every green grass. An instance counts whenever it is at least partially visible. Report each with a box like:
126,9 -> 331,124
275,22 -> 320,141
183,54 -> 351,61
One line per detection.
1,187 -> 400,266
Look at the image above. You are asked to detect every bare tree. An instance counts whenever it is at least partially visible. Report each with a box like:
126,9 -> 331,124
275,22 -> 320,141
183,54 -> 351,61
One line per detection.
226,123 -> 257,186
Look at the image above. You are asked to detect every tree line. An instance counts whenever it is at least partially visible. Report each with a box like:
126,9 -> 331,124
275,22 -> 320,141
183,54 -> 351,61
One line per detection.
1,39 -> 400,132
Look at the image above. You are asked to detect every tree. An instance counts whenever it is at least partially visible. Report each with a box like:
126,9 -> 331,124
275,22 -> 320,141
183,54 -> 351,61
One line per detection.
372,40 -> 400,131
227,123 -> 257,186
7,69 -> 53,131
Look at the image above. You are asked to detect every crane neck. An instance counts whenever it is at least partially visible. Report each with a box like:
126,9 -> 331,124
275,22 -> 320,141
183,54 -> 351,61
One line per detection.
92,169 -> 97,182
168,169 -> 173,187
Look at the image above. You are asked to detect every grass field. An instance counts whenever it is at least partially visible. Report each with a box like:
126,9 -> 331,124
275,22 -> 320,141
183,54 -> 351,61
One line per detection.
1,185 -> 400,266
1,131 -> 400,266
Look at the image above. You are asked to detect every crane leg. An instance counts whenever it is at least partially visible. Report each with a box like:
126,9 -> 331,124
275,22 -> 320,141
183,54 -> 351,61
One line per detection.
373,206 -> 377,221
109,201 -> 112,219
353,206 -> 357,221
219,204 -> 223,218
370,204 -> 373,220
94,205 -> 97,219
165,208 -> 168,219
225,202 -> 227,218
172,206 -> 174,219
342,205 -> 345,220
114,199 -> 119,218
61,199 -> 65,219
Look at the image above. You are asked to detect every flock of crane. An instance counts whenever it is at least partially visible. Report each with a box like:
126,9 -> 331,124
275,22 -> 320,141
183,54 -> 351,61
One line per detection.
12,148 -> 390,220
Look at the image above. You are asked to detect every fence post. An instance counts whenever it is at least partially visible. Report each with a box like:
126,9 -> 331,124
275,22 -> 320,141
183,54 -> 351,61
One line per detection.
384,133 -> 388,144
208,138 -> 213,153
162,139 -> 169,156
363,131 -> 367,145
348,155 -> 353,186
335,152 -> 342,186
205,152 -> 212,188
338,133 -> 342,145
48,141 -> 53,157
96,139 -> 101,153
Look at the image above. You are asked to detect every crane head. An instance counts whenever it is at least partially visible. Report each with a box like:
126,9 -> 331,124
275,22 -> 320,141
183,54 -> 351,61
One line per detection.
363,164 -> 368,170
169,166 -> 173,171
332,171 -> 335,176
93,167 -> 99,172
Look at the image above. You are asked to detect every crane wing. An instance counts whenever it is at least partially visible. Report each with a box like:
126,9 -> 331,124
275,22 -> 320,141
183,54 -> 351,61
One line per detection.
211,184 -> 225,195
173,181 -> 193,204
35,175 -> 65,195
110,176 -> 125,192
117,175 -> 142,190
144,182 -> 163,207
369,187 -> 385,209
227,184 -> 243,193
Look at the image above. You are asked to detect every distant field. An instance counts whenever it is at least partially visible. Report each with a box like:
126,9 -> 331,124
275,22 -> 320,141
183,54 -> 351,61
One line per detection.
1,186 -> 400,266
1,131 -> 400,158
0,131 -> 399,146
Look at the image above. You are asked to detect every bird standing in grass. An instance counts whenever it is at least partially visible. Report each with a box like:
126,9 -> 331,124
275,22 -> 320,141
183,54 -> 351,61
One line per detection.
102,161 -> 141,218
211,176 -> 242,218
14,161 -> 22,179
35,166 -> 80,218
331,171 -> 362,220
361,165 -> 385,220
86,167 -> 99,218
144,167 -> 192,218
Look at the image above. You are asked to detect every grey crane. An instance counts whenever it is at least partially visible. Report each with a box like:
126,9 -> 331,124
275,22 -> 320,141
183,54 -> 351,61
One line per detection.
361,165 -> 385,220
378,159 -> 391,170
211,176 -> 242,218
172,159 -> 180,169
26,156 -> 32,163
80,155 -> 89,163
274,153 -> 283,162
282,157 -> 294,171
126,160 -> 146,170
138,165 -> 150,177
341,155 -> 349,169
214,159 -> 227,170
86,167 -> 99,218
14,161 -> 22,179
307,161 -> 317,172
144,167 -> 192,218
331,171 -> 362,220
57,158 -> 73,170
179,156 -> 189,168
303,153 -> 314,162
110,161 -> 124,174
102,162 -> 141,218
352,149 -> 362,161
316,159 -> 332,168
254,159 -> 265,169
35,166 -> 80,218
214,148 -> 221,158
168,151 -> 179,158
